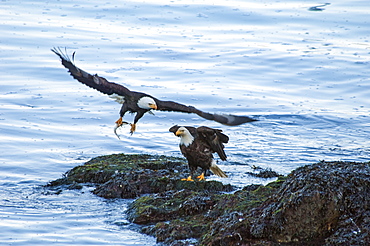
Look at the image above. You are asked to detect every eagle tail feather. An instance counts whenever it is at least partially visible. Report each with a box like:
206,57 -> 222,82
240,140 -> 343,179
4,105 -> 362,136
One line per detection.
210,160 -> 228,178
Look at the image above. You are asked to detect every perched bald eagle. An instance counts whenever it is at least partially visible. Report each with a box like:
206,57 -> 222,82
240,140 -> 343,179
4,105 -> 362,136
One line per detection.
169,125 -> 228,181
52,47 -> 257,135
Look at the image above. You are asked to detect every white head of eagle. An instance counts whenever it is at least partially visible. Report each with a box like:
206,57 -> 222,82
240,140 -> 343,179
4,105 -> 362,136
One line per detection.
137,96 -> 157,110
175,126 -> 194,147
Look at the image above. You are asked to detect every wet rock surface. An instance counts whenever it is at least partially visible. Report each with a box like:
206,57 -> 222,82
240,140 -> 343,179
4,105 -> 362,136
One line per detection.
47,154 -> 234,198
249,161 -> 370,246
47,154 -> 369,245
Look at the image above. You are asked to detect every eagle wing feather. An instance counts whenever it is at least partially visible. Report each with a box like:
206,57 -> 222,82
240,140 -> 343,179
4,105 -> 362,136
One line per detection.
51,47 -> 131,97
156,100 -> 256,126
196,126 -> 229,161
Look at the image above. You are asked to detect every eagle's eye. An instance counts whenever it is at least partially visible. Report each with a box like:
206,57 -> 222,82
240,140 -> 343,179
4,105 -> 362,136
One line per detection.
147,102 -> 158,110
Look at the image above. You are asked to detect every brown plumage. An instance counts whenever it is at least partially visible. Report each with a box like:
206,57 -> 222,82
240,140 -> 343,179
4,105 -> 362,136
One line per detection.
169,125 -> 229,181
52,47 -> 257,135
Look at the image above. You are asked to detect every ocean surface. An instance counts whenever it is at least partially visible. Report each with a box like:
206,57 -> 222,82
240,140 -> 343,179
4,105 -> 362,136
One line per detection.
1,0 -> 369,245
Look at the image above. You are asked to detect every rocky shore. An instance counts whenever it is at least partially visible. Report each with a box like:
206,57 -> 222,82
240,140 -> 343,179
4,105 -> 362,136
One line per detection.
47,154 -> 369,245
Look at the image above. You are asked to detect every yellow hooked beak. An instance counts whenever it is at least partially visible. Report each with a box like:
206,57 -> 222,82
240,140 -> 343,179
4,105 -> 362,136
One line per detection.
175,130 -> 182,136
150,103 -> 158,110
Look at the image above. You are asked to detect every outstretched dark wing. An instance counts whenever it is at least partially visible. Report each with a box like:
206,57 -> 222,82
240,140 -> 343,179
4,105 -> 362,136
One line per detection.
52,47 -> 257,126
155,99 -> 257,126
196,126 -> 229,161
51,47 -> 131,97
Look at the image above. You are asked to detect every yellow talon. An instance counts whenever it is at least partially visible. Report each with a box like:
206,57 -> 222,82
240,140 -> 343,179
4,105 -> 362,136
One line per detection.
130,123 -> 136,134
181,176 -> 194,182
115,117 -> 123,126
197,173 -> 205,181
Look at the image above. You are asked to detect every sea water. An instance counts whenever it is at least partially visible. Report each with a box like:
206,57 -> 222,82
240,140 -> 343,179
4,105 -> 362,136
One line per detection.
0,0 -> 369,245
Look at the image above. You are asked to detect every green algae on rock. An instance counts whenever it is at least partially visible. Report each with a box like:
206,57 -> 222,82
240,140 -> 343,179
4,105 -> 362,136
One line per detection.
48,154 -> 187,186
47,153 -> 234,198
203,161 -> 370,246
129,177 -> 286,245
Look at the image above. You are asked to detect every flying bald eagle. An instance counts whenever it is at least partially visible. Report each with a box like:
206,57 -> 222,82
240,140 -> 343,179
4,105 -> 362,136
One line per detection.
51,47 -> 257,136
169,125 -> 228,181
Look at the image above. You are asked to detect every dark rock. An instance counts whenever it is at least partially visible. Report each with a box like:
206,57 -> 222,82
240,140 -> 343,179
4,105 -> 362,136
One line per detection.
128,178 -> 284,245
92,169 -> 233,199
205,161 -> 370,246
246,167 -> 281,178
47,154 -> 370,245
200,179 -> 286,245
127,189 -> 216,224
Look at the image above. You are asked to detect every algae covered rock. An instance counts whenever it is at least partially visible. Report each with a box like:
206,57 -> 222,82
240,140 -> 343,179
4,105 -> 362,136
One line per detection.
145,161 -> 370,246
47,154 -> 370,245
127,179 -> 285,245
47,153 -> 234,199
48,153 -> 186,186
249,161 -> 370,245
127,189 -> 217,224
203,161 -> 370,246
